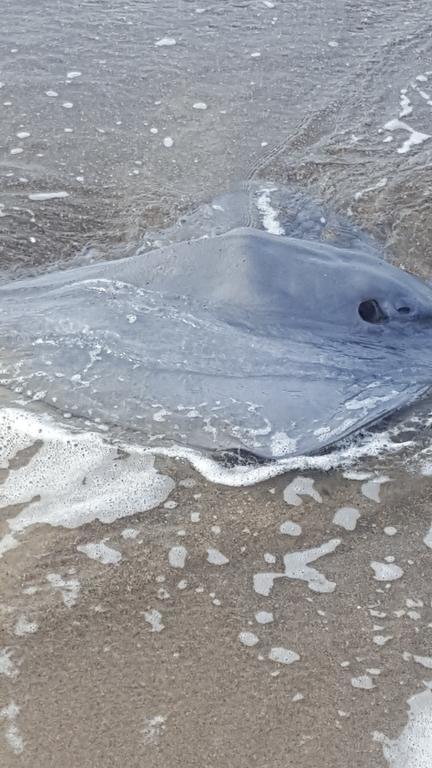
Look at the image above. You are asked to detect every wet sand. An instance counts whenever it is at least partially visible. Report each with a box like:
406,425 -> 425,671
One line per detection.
1,461 -> 432,766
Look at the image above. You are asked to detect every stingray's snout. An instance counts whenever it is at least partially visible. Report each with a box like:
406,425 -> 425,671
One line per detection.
358,295 -> 432,326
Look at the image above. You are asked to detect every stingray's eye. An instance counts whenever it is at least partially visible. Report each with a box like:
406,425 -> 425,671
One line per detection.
358,299 -> 386,324
397,305 -> 410,314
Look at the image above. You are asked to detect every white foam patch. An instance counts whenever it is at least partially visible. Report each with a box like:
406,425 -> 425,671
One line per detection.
361,475 -> 390,503
384,526 -> 398,536
0,409 -> 175,533
168,545 -> 188,568
399,92 -> 413,118
375,686 -> 432,766
77,541 -> 121,565
155,37 -> 176,46
0,533 -> 19,559
255,610 -> 273,624
0,648 -> 18,679
283,476 -> 322,506
270,432 -> 297,456
180,478 -> 196,488
0,703 -> 23,755
254,539 -> 340,596
354,177 -> 388,201
411,654 -> 432,670
373,635 -> 393,646
142,714 -> 166,744
279,520 -> 302,536
343,470 -> 373,481
239,631 -> 259,647
207,547 -> 229,565
28,191 -> 69,201
370,561 -> 404,581
46,572 -> 80,608
14,616 -> 38,636
333,506 -> 360,531
144,609 -> 164,633
384,118 -> 430,154
121,527 -> 139,540
256,188 -> 285,235
423,525 -> 432,550
351,674 -> 375,690
269,647 -> 300,665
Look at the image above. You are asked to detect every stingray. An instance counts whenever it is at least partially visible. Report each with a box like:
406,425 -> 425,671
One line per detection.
1,185 -> 432,461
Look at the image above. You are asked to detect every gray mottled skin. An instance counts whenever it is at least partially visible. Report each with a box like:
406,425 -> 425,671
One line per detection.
1,187 -> 432,460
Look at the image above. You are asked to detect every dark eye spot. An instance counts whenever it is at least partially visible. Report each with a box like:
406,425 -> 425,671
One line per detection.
358,299 -> 387,324
397,306 -> 410,314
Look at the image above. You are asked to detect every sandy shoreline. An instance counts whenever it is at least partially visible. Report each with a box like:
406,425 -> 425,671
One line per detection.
1,460 -> 431,767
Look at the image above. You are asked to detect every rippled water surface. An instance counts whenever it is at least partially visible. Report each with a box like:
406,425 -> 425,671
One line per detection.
1,3 -> 432,766
1,0 -> 431,277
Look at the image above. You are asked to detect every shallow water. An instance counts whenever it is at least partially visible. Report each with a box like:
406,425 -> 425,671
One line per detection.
1,0 -> 431,276
1,1 -> 432,766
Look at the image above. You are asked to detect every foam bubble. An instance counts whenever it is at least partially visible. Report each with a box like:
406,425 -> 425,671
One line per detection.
239,631 -> 259,647
412,654 -> 432,670
77,541 -> 121,565
28,191 -> 69,201
0,534 -> 19,559
144,609 -> 164,633
168,545 -> 188,568
14,616 -> 38,636
361,475 -> 390,503
207,547 -> 229,565
121,527 -> 139,540
47,573 -> 80,608
370,561 -> 403,581
373,635 -> 393,646
142,714 -> 166,743
256,188 -> 285,235
255,611 -> 273,624
269,647 -> 300,665
423,525 -> 432,549
333,506 -> 360,531
279,520 -> 302,536
283,476 -> 322,506
351,674 -> 375,690
155,37 -> 176,47
0,703 -> 23,755
384,526 -> 398,536
0,649 -> 18,679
